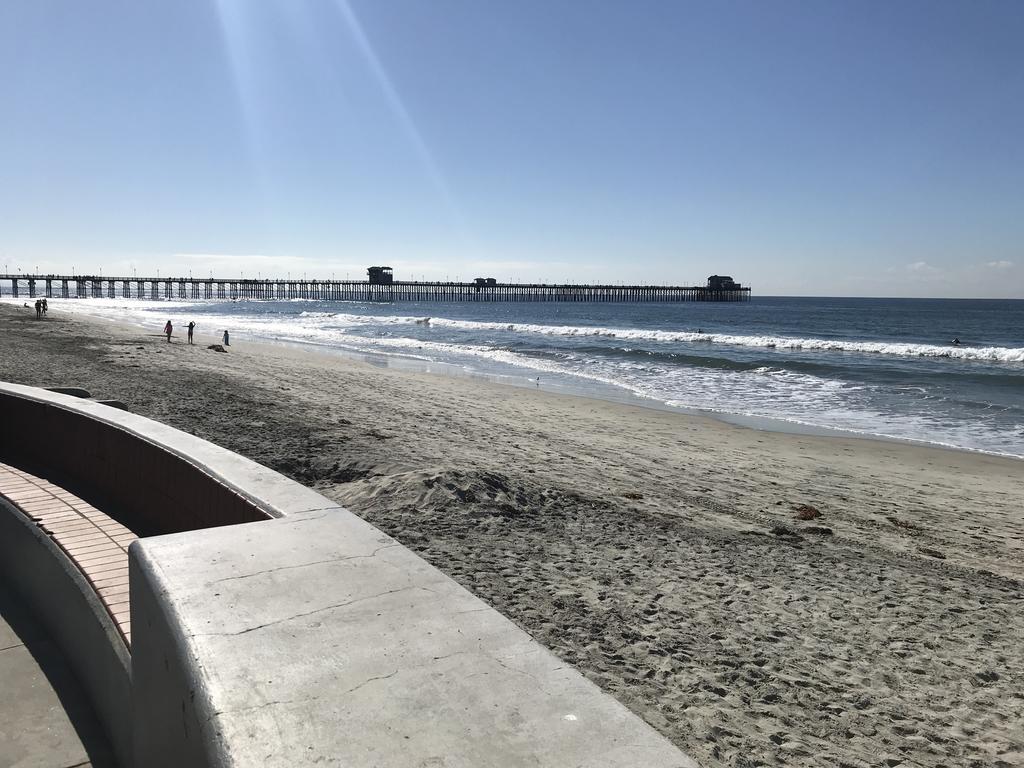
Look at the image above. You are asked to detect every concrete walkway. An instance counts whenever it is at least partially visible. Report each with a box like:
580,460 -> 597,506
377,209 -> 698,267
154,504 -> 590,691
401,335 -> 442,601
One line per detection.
0,589 -> 116,768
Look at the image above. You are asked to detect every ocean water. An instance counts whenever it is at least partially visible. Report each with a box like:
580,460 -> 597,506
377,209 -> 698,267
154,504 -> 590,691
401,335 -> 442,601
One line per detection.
9,295 -> 1024,458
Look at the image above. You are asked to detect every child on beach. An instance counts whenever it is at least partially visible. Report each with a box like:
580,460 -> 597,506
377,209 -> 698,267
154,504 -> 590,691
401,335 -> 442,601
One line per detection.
164,320 -> 173,342
222,330 -> 230,346
187,321 -> 195,345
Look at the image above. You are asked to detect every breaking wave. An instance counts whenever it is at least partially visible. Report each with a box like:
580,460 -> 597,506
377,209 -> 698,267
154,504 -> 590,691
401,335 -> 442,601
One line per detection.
17,296 -> 1024,458
297,312 -> 1024,363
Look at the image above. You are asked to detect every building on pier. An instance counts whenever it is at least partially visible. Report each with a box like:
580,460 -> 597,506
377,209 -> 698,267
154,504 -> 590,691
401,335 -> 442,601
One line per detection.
367,266 -> 394,284
707,275 -> 742,290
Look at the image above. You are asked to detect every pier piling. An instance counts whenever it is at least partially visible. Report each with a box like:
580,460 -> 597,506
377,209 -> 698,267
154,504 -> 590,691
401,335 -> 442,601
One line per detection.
2,275 -> 751,303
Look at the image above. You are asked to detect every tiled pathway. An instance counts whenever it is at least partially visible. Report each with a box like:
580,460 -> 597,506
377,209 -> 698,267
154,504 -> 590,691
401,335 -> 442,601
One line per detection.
0,462 -> 136,646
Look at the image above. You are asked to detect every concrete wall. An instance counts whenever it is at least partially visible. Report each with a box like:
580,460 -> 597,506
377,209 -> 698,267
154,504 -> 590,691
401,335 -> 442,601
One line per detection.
0,383 -> 330,534
0,497 -> 132,767
129,510 -> 696,768
1,383 -> 697,767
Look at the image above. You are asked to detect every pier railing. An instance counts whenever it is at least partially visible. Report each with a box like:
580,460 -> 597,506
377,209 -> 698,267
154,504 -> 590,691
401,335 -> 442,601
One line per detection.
1,274 -> 751,302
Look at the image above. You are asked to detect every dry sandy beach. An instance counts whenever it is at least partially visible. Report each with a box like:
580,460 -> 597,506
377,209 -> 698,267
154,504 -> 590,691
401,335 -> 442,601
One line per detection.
2,302 -> 1022,767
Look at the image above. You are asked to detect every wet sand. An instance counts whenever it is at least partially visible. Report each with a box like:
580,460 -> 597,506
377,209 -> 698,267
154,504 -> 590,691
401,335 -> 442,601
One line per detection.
2,302 -> 1022,767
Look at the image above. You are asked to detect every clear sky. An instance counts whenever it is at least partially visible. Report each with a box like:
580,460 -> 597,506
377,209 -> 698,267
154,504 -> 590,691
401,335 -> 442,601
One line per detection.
1,1 -> 1021,297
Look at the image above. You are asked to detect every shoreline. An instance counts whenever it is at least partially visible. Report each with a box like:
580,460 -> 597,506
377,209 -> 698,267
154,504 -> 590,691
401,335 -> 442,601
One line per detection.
5,296 -> 1021,463
2,302 -> 1023,767
235,333 -> 1024,461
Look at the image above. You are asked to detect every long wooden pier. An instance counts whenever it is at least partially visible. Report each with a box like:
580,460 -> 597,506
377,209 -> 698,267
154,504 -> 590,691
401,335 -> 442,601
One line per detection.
0,275 -> 751,303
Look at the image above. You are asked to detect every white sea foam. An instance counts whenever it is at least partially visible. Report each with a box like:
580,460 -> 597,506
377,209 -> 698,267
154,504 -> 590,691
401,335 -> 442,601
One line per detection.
12,297 -> 1021,458
280,310 -> 1024,363
2,296 -> 207,314
270,330 -> 1023,457
40,299 -> 1021,363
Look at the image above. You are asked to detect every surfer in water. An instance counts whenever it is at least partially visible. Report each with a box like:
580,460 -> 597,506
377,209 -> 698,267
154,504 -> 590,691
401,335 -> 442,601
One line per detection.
952,337 -> 962,346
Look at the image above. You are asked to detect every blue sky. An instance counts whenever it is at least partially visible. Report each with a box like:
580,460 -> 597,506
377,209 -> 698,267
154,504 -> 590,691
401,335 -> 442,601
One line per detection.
1,1 -> 1021,297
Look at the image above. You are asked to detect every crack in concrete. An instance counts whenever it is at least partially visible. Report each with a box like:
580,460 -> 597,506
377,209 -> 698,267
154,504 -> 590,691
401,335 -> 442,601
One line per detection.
453,606 -> 492,616
207,544 -> 401,585
494,647 -> 543,662
192,584 -> 428,638
343,669 -> 399,696
427,650 -> 470,663
280,512 -> 335,524
492,656 -> 547,687
213,695 -> 322,717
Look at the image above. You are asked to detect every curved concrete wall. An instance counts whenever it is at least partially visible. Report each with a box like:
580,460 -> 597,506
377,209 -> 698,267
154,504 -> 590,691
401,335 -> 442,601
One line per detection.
0,383 -> 332,534
0,497 -> 132,766
0,383 -> 697,767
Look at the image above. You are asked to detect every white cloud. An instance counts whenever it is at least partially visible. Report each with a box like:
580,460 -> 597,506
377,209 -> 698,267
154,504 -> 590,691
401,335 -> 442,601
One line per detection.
881,260 -> 949,289
986,260 -> 1014,269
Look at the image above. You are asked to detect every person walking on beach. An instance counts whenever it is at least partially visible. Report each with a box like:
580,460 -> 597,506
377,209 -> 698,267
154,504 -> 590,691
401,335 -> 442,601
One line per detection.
187,321 -> 195,345
34,300 -> 42,319
222,329 -> 230,346
164,320 -> 173,342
